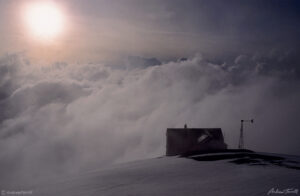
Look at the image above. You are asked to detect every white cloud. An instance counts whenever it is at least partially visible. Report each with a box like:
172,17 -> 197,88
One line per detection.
0,53 -> 299,187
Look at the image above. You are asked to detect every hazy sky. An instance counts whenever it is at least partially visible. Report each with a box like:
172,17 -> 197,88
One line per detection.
0,0 -> 300,187
1,0 -> 299,63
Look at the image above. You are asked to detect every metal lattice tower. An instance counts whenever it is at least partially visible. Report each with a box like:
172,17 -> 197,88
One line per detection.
238,119 -> 254,149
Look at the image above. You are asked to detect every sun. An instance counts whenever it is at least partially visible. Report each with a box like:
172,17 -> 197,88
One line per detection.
24,1 -> 65,41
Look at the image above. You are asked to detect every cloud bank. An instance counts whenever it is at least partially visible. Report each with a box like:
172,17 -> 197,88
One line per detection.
0,52 -> 299,187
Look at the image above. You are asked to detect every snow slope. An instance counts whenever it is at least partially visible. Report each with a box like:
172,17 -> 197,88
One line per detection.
16,152 -> 300,195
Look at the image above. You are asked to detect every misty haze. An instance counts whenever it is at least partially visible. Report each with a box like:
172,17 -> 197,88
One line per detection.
0,0 -> 300,195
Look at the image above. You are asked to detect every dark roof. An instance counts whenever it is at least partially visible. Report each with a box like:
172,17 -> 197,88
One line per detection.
166,128 -> 224,140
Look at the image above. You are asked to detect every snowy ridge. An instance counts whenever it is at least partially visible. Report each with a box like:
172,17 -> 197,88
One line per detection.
29,151 -> 300,196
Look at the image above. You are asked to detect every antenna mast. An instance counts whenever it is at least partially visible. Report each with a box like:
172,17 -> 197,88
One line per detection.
238,119 -> 254,149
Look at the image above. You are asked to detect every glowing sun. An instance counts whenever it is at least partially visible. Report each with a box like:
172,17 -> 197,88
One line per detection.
24,2 -> 65,40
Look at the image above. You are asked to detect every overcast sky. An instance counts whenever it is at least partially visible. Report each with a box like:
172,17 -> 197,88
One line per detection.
0,0 -> 300,187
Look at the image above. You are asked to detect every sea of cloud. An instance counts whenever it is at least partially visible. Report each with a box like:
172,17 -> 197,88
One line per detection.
0,52 -> 299,186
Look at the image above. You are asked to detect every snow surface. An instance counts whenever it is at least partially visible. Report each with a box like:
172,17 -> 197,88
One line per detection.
8,152 -> 300,196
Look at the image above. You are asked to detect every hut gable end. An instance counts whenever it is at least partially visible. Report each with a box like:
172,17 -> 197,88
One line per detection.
166,128 -> 227,156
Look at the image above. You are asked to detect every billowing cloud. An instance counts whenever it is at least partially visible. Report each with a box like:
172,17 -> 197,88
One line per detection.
0,52 -> 300,187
